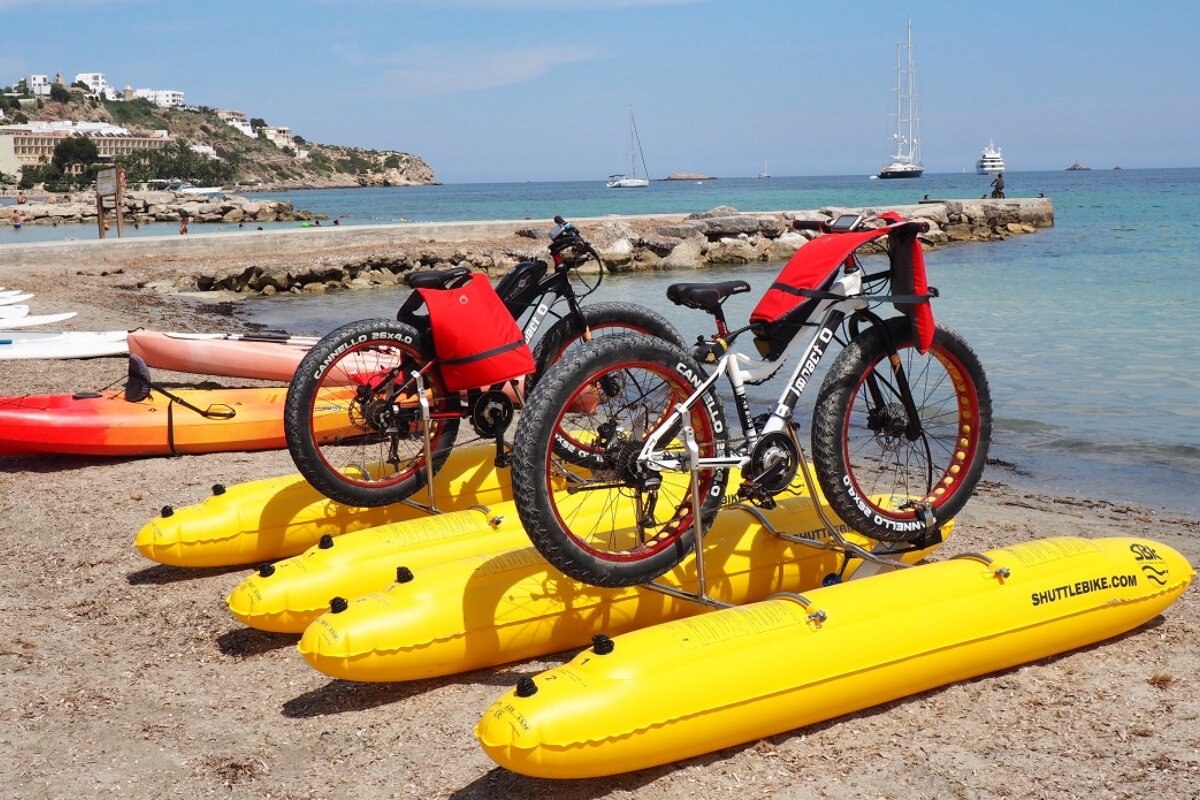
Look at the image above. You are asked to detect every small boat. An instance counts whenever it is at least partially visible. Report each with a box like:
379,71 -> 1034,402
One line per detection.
1066,161 -> 1091,171
877,20 -> 923,179
975,139 -> 1005,174
606,106 -> 651,188
127,330 -> 319,382
755,160 -> 770,179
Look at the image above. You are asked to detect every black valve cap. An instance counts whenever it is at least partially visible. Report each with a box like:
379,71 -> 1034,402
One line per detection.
211,483 -> 226,496
592,634 -> 615,655
160,505 -> 174,518
330,596 -> 348,614
257,563 -> 275,578
515,676 -> 538,698
318,534 -> 334,549
396,566 -> 414,583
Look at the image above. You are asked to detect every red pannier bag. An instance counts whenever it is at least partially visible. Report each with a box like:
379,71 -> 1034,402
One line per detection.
749,214 -> 934,356
416,273 -> 535,392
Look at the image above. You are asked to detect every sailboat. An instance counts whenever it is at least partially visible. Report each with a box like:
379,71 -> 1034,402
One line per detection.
755,160 -> 770,179
877,19 -> 923,179
606,106 -> 650,188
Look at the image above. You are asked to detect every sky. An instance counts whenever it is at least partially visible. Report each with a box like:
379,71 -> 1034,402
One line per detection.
2,0 -> 1197,183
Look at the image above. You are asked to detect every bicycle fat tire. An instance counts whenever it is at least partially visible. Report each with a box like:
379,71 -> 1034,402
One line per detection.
526,301 -> 685,396
512,332 -> 730,588
284,318 -> 459,507
811,317 -> 991,542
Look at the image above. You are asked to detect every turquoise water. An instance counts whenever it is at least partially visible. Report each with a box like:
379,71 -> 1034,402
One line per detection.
225,168 -> 1200,515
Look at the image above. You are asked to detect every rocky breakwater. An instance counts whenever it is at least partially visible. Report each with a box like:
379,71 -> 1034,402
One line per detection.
154,197 -> 1053,298
1,190 -> 318,227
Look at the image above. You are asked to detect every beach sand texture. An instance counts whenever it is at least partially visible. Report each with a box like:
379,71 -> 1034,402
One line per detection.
0,237 -> 1196,800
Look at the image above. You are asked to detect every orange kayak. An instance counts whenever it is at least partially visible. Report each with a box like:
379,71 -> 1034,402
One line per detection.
0,387 -> 311,456
127,331 -> 316,382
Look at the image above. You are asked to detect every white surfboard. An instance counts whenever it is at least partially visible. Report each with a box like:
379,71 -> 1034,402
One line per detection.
0,304 -> 30,319
0,292 -> 34,305
0,312 -> 79,330
0,329 -> 129,360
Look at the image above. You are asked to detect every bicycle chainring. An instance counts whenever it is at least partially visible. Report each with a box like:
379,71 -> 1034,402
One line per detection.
470,390 -> 515,438
745,430 -> 800,496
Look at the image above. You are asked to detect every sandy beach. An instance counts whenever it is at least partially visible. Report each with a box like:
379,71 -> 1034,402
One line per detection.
1,237 -> 1197,800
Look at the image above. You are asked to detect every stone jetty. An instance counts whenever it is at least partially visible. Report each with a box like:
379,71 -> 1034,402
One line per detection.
0,198 -> 1053,299
1,190 -> 318,228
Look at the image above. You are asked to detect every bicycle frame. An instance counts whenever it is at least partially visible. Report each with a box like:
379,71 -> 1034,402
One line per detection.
638,267 -> 867,475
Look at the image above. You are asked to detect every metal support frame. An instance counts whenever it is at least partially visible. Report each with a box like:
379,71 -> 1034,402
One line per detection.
398,369 -> 443,515
643,423 -> 924,612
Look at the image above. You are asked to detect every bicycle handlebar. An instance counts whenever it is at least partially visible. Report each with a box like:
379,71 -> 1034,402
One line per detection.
548,216 -> 604,273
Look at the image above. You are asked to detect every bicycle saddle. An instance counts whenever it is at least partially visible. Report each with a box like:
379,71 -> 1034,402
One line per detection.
404,266 -> 472,290
666,280 -> 751,313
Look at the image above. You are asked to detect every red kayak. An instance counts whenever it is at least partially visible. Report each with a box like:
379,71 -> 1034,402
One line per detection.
0,387 -> 350,457
127,331 -> 317,382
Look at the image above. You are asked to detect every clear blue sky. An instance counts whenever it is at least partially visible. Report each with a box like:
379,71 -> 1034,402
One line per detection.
3,0 -> 1196,182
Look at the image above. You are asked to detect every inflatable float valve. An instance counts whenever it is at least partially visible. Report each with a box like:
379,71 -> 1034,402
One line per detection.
396,566 -> 414,584
160,505 -> 174,518
591,634 -> 615,655
330,596 -> 349,614
515,677 -> 538,698
318,534 -> 334,550
489,516 -> 503,529
257,563 -> 276,578
211,484 -> 226,496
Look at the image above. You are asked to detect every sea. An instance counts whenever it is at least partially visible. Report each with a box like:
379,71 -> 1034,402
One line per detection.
5,168 -> 1199,514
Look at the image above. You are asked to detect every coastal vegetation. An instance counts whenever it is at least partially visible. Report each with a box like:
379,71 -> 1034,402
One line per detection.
4,90 -> 435,191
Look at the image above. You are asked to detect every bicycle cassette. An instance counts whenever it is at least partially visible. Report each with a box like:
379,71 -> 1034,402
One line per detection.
471,389 -> 515,438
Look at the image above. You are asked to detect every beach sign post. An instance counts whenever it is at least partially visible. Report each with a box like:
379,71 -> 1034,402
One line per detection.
95,167 -> 125,239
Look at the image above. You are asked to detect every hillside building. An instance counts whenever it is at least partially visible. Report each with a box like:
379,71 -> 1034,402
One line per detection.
0,121 -> 172,175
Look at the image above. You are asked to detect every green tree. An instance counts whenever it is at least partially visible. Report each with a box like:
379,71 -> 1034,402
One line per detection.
249,117 -> 266,130
52,137 -> 100,171
49,83 -> 72,103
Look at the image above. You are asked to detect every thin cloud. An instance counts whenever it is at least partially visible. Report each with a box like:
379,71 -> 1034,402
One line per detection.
337,42 -> 603,97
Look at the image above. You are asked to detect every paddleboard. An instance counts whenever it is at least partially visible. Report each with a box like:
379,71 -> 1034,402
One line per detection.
0,312 -> 78,330
0,330 -> 129,360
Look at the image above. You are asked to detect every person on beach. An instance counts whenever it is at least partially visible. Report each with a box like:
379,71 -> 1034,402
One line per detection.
179,213 -> 189,235
16,190 -> 27,204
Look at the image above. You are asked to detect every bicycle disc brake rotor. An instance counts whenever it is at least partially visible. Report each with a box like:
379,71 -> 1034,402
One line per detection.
870,401 -> 911,445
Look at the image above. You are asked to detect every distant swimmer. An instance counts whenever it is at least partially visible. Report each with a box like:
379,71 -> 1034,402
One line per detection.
8,209 -> 21,229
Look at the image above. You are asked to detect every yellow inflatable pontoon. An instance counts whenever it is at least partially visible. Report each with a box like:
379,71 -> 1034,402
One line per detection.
226,503 -> 528,633
298,496 -> 950,682
476,536 -> 1194,779
135,443 -> 509,567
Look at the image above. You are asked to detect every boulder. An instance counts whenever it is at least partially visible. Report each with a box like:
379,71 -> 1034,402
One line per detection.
659,236 -> 706,269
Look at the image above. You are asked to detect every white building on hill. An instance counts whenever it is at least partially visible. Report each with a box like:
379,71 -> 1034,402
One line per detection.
134,88 -> 185,108
74,72 -> 116,99
26,75 -> 50,97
